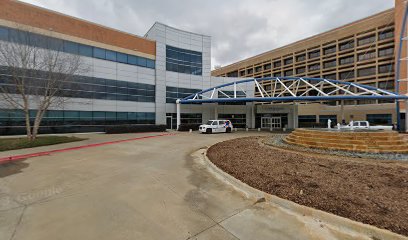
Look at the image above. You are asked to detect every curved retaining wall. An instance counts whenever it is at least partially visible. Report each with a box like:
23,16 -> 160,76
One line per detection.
284,128 -> 408,154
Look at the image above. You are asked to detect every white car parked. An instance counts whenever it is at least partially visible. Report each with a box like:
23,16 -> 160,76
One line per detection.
340,121 -> 393,131
199,120 -> 233,134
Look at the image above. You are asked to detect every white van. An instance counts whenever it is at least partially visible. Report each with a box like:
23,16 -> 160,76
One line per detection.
199,120 -> 233,134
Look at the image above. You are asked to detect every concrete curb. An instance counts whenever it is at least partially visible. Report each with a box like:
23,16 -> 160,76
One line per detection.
194,148 -> 408,240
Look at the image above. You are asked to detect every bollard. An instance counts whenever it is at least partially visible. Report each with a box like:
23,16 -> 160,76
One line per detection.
258,128 -> 260,132
246,128 -> 248,132
189,129 -> 192,133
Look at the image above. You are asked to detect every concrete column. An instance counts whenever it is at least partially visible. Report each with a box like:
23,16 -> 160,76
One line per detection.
406,100 -> 408,132
176,100 -> 181,130
214,104 -> 218,120
293,103 -> 298,129
340,100 -> 345,124
251,103 -> 256,128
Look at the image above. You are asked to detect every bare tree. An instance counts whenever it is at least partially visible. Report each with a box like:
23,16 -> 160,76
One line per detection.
0,27 -> 87,140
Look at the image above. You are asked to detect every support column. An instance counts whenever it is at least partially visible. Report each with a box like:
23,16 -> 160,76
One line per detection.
340,100 -> 345,124
176,100 -> 181,131
214,104 -> 218,120
406,100 -> 408,132
251,103 -> 255,128
293,102 -> 298,129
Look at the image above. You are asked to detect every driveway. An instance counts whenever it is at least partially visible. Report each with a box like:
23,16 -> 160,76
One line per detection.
0,131 -> 397,240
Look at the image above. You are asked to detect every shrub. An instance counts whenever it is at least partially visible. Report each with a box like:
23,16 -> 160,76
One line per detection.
105,124 -> 166,134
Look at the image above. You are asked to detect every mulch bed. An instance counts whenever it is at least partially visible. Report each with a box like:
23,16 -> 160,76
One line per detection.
207,136 -> 408,236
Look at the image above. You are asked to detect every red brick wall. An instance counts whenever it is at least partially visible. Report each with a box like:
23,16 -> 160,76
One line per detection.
0,0 -> 156,56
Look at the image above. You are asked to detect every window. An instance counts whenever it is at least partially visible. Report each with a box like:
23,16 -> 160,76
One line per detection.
378,64 -> 394,74
273,72 -> 282,77
358,35 -> 375,46
357,67 -> 376,77
323,46 -> 336,55
0,66 -> 155,103
218,114 -> 246,128
105,50 -> 117,61
339,70 -> 355,80
166,45 -> 202,75
339,56 -> 354,65
264,63 -> 271,70
323,60 -> 336,69
378,81 -> 395,91
79,44 -> 93,57
319,115 -> 337,125
378,47 -> 394,57
339,40 -> 354,51
284,70 -> 293,76
239,70 -> 245,76
284,57 -> 293,65
0,27 -> 154,69
296,67 -> 305,74
323,73 -> 336,80
296,54 -> 306,62
93,47 -> 106,59
247,68 -> 254,74
255,66 -> 262,72
138,57 -> 147,67
227,71 -> 238,77
358,51 -> 376,61
378,29 -> 394,41
298,115 -> 317,127
0,26 -> 8,41
308,50 -> 320,59
166,86 -> 202,103
273,61 -> 281,68
148,59 -> 156,69
63,41 -> 79,54
366,114 -> 392,125
128,55 -> 138,65
117,53 -> 127,63
308,63 -> 320,71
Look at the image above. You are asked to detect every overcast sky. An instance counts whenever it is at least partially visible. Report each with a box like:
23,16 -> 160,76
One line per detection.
22,0 -> 394,69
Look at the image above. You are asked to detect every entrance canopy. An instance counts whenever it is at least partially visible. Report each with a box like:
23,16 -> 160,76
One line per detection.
178,77 -> 408,104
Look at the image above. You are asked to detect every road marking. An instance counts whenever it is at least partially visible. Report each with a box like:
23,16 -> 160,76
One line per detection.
0,133 -> 175,164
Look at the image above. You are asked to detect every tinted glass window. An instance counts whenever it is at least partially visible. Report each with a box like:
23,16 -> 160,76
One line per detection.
93,47 -> 106,59
64,41 -> 79,54
138,57 -> 147,67
128,55 -> 138,65
166,45 -> 202,75
146,59 -> 155,69
0,27 -> 8,41
79,44 -> 93,57
105,50 -> 117,61
117,53 -> 127,63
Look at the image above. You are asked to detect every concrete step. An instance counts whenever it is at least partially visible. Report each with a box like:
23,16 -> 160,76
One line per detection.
284,128 -> 408,154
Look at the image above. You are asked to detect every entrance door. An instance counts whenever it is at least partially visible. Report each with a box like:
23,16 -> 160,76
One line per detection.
166,116 -> 172,129
271,117 -> 281,129
261,117 -> 271,129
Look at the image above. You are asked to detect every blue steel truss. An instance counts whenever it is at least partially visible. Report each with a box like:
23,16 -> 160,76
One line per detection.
179,77 -> 408,104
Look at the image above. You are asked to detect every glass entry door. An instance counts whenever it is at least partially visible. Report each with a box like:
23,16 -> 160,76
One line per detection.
261,117 -> 281,129
271,117 -> 281,129
261,117 -> 271,129
166,116 -> 173,129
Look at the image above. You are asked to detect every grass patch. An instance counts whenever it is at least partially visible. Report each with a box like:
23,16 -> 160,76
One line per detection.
0,136 -> 86,152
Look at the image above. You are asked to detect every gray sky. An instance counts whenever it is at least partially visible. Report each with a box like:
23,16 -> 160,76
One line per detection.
22,0 -> 394,69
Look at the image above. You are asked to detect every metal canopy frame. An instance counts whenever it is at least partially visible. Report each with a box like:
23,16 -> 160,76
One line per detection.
178,77 -> 408,104
175,77 -> 408,130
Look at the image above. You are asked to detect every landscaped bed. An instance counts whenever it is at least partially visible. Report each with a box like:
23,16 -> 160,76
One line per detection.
207,136 -> 408,236
0,136 -> 86,152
